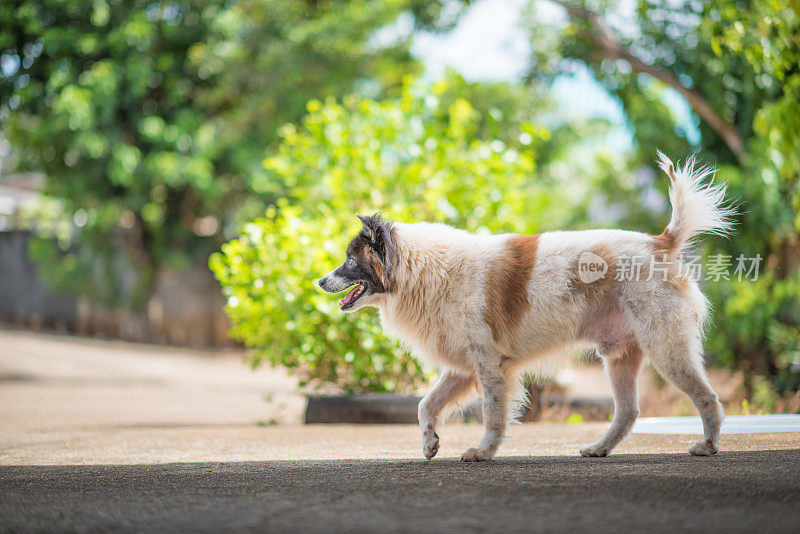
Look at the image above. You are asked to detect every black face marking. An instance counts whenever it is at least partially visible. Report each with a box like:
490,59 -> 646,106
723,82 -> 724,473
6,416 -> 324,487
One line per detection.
328,214 -> 397,309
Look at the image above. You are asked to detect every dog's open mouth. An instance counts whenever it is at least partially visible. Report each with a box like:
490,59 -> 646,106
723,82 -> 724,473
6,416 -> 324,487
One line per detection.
339,282 -> 366,310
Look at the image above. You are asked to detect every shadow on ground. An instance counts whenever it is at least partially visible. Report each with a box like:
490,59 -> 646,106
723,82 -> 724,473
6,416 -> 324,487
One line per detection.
2,449 -> 799,533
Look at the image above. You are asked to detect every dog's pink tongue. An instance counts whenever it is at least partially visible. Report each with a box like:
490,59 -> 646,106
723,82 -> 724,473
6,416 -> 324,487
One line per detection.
341,285 -> 359,304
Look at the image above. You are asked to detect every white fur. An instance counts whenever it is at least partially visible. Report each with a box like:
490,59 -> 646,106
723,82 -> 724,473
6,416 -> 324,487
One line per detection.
344,154 -> 730,461
657,150 -> 735,254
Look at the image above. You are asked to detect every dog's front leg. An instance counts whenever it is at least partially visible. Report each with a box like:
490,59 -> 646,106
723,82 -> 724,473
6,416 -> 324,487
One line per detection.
461,363 -> 507,462
418,369 -> 476,460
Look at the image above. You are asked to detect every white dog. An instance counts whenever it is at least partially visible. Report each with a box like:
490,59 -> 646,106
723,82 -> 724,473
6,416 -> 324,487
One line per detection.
319,152 -> 732,461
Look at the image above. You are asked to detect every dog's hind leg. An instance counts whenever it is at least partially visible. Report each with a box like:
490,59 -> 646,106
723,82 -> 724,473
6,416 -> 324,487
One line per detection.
643,327 -> 723,456
580,339 -> 644,457
461,361 -> 507,462
418,369 -> 477,460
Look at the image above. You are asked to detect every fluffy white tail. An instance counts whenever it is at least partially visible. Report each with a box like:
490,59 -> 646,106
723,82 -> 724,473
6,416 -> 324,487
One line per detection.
656,150 -> 734,256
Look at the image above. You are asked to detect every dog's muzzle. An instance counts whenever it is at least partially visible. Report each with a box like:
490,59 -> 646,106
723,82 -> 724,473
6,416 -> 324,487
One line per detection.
318,272 -> 352,293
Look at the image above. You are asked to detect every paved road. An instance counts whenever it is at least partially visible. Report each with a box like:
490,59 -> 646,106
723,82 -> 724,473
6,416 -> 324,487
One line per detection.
2,329 -> 799,532
3,450 -> 799,533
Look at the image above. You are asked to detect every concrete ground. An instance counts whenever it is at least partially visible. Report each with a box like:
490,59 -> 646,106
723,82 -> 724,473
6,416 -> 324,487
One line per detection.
1,329 -> 799,532
0,328 -> 306,433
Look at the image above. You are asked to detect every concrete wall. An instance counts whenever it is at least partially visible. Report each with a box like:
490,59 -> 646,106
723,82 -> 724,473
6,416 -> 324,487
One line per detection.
0,231 -> 78,332
0,230 -> 234,348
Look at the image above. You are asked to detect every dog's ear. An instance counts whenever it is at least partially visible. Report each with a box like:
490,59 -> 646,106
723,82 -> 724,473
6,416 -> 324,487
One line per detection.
357,213 -> 395,259
356,213 -> 376,242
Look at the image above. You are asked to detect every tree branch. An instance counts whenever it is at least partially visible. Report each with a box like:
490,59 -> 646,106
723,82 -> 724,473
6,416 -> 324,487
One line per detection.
550,0 -> 746,162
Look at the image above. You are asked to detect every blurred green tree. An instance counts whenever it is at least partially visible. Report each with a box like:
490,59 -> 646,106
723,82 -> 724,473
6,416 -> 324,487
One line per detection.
0,0 -> 464,308
529,0 -> 800,394
209,76 -> 577,393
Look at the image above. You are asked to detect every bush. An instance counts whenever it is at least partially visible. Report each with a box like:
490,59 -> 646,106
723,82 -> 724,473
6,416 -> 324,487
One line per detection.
209,78 -> 576,393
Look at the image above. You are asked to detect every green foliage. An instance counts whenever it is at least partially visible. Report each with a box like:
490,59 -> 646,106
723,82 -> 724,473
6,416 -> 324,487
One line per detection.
210,77 -> 575,393
709,271 -> 800,394
0,0 -> 455,308
703,0 -> 800,394
709,0 -> 800,226
565,413 -> 584,425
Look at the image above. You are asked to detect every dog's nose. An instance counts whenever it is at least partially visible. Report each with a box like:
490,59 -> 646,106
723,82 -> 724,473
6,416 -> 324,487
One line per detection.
318,277 -> 327,288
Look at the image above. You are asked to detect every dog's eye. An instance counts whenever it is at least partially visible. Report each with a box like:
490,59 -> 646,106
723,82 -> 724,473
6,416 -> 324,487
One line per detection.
346,258 -> 357,268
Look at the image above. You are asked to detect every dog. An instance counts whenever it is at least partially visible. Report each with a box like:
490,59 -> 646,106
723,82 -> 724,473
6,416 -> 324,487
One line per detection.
318,152 -> 732,461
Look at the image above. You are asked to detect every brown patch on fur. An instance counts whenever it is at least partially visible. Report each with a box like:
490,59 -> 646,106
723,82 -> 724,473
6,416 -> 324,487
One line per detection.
666,273 -> 690,293
485,234 -> 539,342
650,247 -> 689,295
652,227 -> 678,257
571,244 -> 618,306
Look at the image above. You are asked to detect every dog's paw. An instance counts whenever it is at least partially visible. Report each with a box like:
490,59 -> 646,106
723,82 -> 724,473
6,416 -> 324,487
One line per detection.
579,443 -> 609,457
688,439 -> 718,456
423,432 -> 440,460
460,447 -> 493,462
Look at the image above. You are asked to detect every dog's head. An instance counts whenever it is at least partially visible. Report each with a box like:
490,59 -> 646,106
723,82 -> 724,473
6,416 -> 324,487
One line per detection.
318,214 -> 397,312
